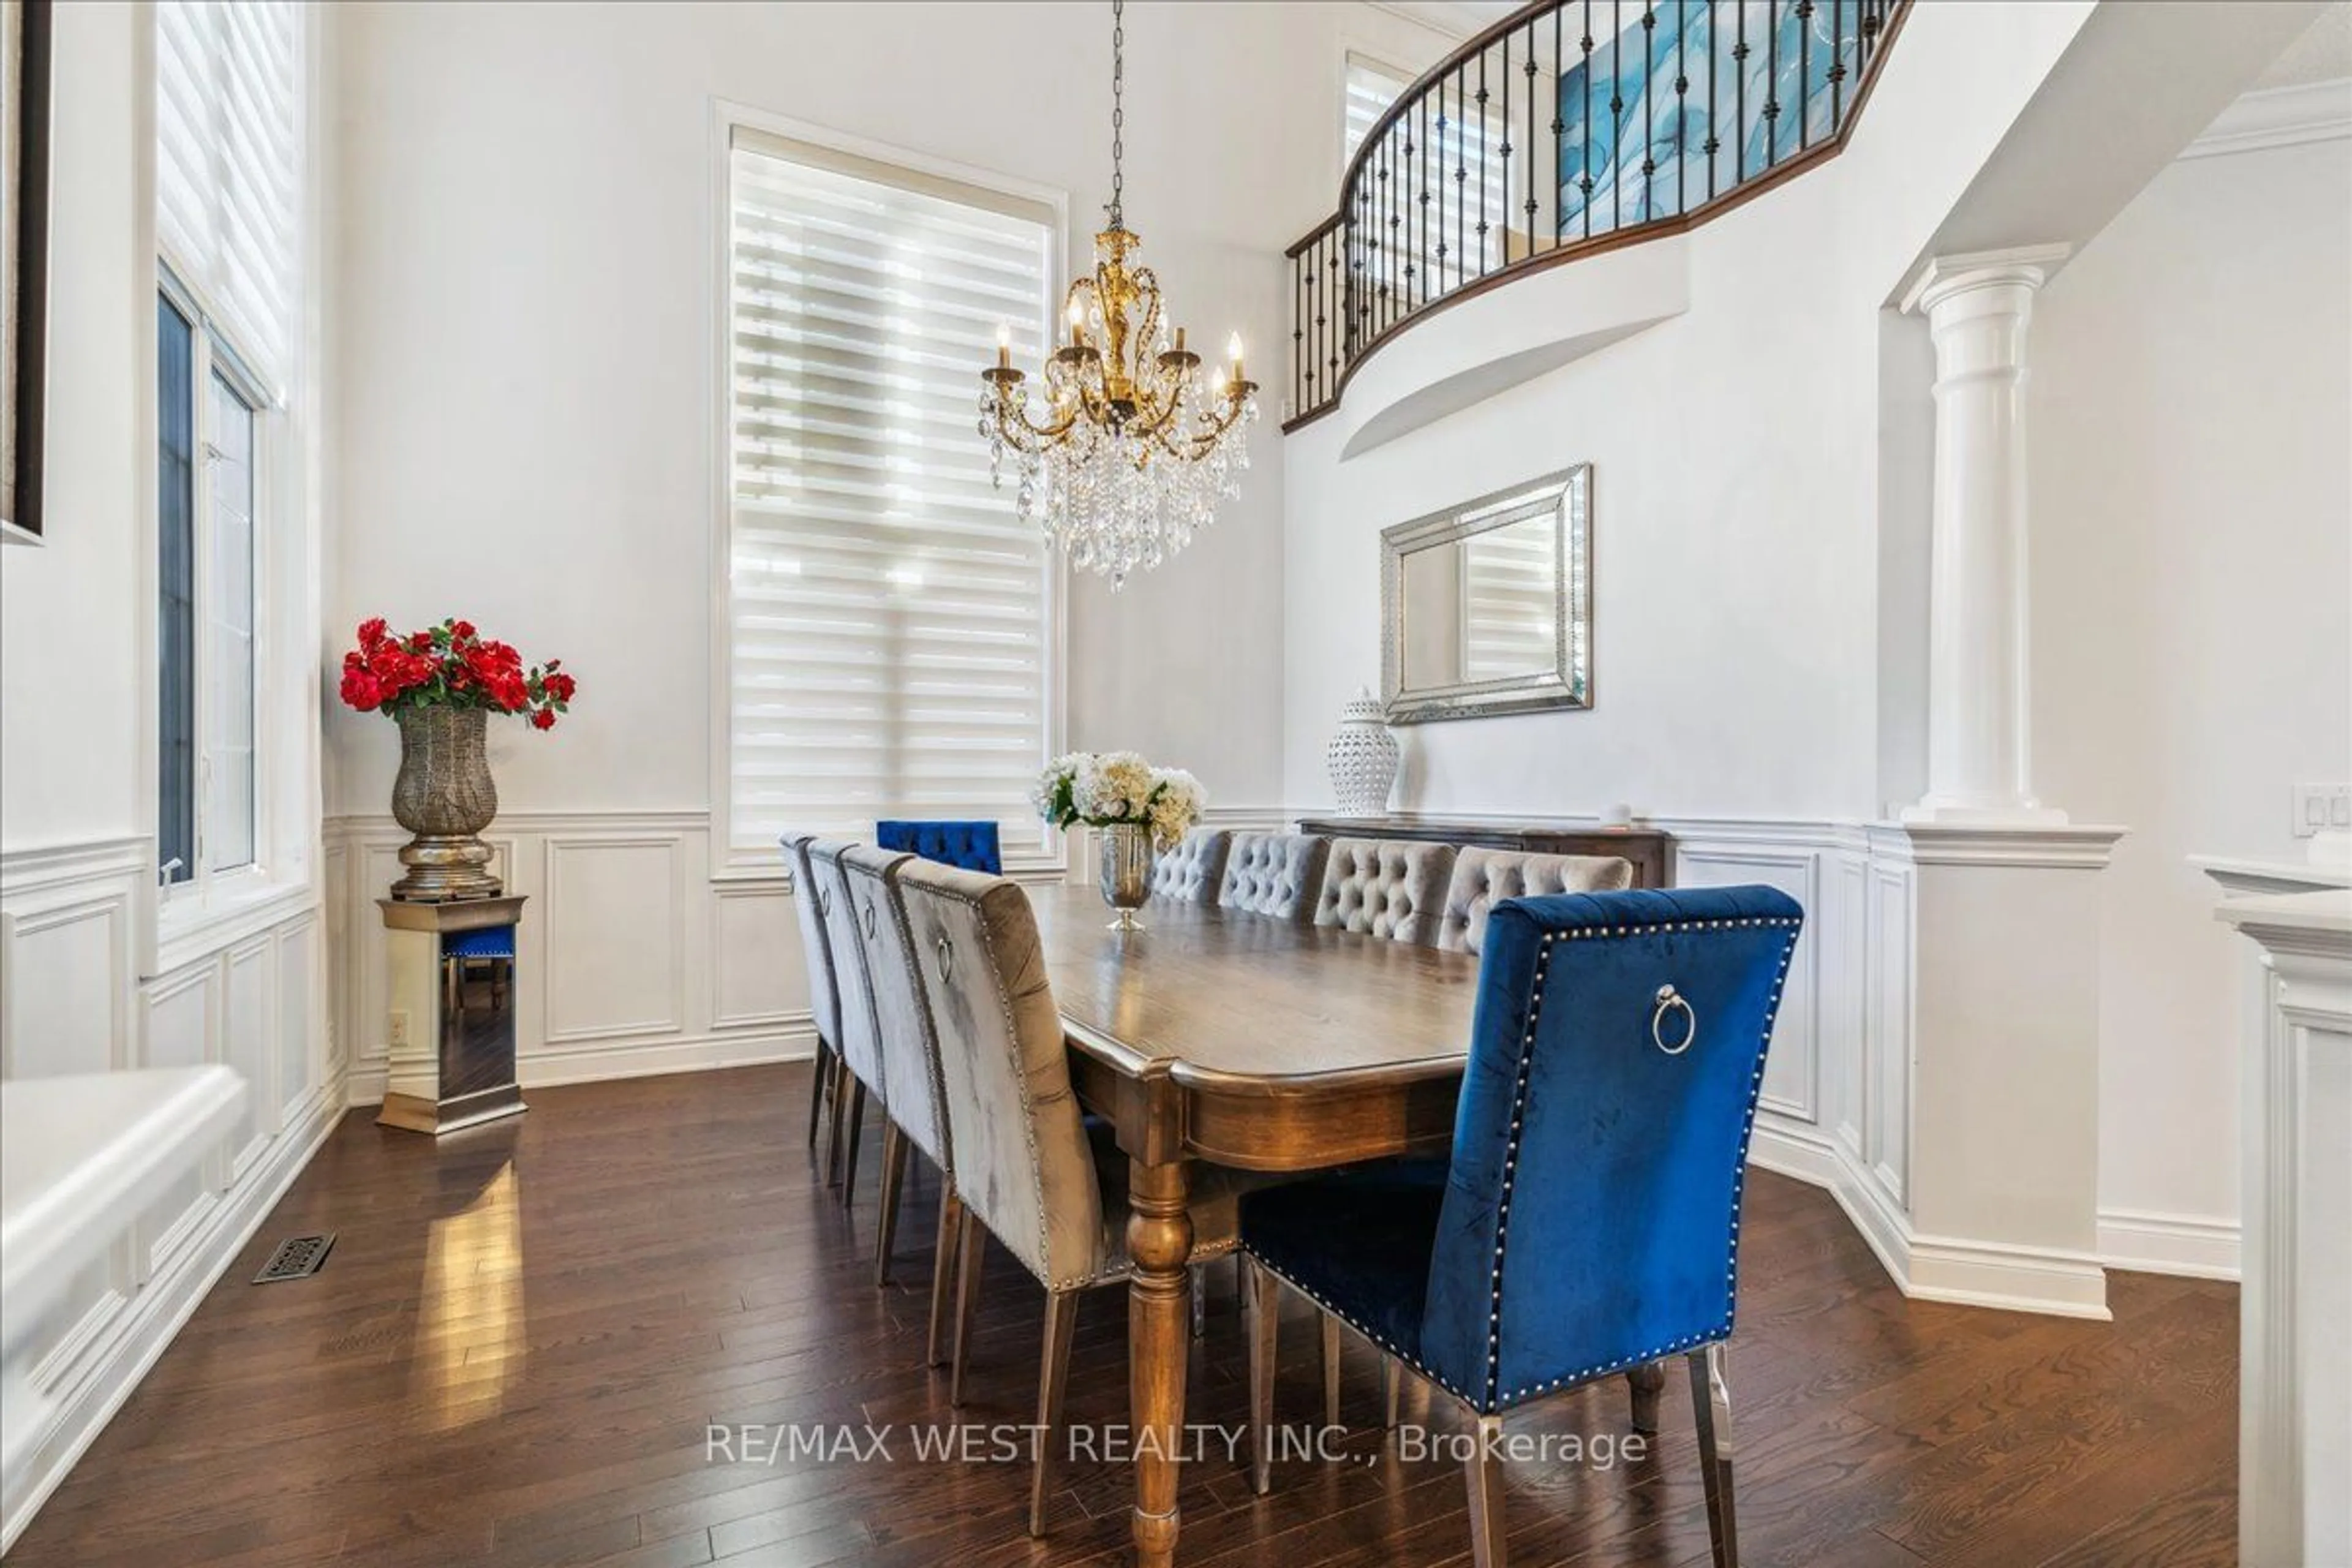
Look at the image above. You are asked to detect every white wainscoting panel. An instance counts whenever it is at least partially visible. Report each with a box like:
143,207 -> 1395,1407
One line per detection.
543,835 -> 686,1044
221,937 -> 277,1181
0,839 -> 142,1081
712,882 -> 804,1033
1672,839 -> 1822,1125
0,837 -> 341,1552
328,812 -> 813,1104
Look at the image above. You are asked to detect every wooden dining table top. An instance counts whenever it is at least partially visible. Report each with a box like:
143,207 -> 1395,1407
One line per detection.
1027,881 -> 1481,1092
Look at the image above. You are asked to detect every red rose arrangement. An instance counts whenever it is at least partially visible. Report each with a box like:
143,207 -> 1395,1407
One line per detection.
338,617 -> 576,731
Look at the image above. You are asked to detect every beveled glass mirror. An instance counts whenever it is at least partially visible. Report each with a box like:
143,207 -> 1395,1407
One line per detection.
1381,464 -> 1591,723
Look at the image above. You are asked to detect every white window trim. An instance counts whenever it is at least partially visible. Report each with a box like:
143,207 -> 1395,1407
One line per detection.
144,5 -> 326,972
707,99 -> 1071,884
154,263 -> 281,935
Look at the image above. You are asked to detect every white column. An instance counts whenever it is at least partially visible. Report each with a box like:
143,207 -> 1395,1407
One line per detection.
1901,245 -> 2071,826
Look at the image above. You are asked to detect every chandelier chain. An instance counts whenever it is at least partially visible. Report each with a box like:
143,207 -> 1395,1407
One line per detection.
1109,0 -> 1126,228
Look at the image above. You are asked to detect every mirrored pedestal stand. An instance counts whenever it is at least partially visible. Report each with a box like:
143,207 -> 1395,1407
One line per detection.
377,895 -> 528,1136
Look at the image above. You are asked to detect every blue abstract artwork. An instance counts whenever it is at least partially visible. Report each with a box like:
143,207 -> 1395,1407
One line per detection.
1557,1 -> 1863,239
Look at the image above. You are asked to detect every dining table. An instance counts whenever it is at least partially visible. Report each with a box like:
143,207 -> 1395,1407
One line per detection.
1026,881 -> 1662,1567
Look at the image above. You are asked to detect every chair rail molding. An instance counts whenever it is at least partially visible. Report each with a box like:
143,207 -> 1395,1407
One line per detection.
1270,805 -> 2145,1315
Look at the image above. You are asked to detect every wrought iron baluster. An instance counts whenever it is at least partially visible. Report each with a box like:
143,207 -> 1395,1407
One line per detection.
1765,0 -> 1781,166
1733,0 -> 1747,183
1581,2 -> 1596,239
1828,0 -> 1847,132
1641,4 -> 1655,225
1798,0 -> 1812,150
1327,246 -> 1341,393
1674,1 -> 1687,217
1501,29 -> 1513,270
1419,92 -> 1430,309
1706,0 -> 1719,199
1611,0 -> 1623,236
1456,64 -> 1469,279
1551,6 -> 1566,244
1525,21 -> 1540,245
1476,51 -> 1490,274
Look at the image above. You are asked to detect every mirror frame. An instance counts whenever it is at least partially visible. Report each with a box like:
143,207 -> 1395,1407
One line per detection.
1379,463 -> 1592,725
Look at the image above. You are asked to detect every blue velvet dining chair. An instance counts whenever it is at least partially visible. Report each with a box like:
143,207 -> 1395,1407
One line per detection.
1239,885 -> 1804,1568
875,820 -> 1002,875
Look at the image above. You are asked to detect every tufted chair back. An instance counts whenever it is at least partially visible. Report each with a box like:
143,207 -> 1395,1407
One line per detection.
841,846 -> 951,1175
1314,838 -> 1457,945
1148,828 -> 1232,904
808,840 -> 886,1103
781,832 -> 840,1054
894,859 -> 1106,1291
1420,886 -> 1803,1412
1436,848 -> 1635,956
1218,832 -> 1331,922
876,820 -> 1003,875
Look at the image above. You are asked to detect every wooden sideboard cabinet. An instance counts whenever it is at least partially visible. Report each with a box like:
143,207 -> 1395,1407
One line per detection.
1294,815 -> 1674,889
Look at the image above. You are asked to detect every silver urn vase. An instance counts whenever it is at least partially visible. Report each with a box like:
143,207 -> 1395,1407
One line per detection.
390,706 -> 503,902
1326,686 -> 1401,817
1098,821 -> 1153,932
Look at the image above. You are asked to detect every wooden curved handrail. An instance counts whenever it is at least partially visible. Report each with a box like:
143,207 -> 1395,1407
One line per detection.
1284,0 -> 1910,432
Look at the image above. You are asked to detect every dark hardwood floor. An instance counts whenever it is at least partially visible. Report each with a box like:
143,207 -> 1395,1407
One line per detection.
6,1064 -> 2237,1567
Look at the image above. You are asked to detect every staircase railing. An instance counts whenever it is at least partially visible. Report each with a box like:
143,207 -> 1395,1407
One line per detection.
1286,0 -> 1910,430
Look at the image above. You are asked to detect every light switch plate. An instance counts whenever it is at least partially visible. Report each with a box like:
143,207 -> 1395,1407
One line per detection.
386,1010 -> 409,1048
2290,783 -> 2351,838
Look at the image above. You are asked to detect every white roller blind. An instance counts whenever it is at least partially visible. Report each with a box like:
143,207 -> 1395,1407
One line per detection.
726,128 -> 1057,862
1346,53 -> 1516,285
1345,55 -> 1415,167
156,0 -> 303,390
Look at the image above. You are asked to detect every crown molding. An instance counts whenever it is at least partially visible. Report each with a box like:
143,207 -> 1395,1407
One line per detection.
2181,78 -> 2352,162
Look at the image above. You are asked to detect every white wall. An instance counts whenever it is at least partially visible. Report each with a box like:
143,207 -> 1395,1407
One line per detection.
2032,127 -> 2352,1271
1281,2 -> 2097,820
0,2 -> 340,1548
324,0 -> 1459,1077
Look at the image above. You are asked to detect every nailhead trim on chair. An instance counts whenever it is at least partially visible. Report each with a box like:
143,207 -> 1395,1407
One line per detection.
1244,1253 -> 1476,1404
917,876 -> 1232,1294
1245,907 -> 1804,1417
918,880 -> 1071,1288
1482,911 -> 1803,1410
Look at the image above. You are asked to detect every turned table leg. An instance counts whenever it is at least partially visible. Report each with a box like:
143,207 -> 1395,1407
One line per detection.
1127,1155 -> 1193,1568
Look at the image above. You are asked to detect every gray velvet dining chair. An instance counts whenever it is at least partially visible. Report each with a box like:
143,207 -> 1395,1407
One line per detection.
1218,832 -> 1330,922
1436,846 -> 1635,955
780,832 -> 845,1182
807,839 -> 888,1208
893,856 -> 1247,1538
842,845 -> 963,1365
1148,827 -> 1231,904
1314,837 -> 1457,944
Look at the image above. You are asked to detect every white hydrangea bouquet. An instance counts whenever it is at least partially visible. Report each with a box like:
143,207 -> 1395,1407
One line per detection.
1032,751 -> 1205,852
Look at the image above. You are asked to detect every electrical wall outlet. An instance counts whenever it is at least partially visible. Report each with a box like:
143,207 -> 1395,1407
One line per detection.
2290,783 -> 2351,839
386,1009 -> 410,1048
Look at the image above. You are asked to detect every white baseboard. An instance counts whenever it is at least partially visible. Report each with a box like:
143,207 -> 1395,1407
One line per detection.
1905,1232 -> 2113,1320
1,1080 -> 346,1554
1751,1112 -> 2114,1319
342,1026 -> 816,1108
2098,1207 -> 2241,1281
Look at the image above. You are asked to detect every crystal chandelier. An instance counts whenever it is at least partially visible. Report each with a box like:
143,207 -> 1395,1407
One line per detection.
979,0 -> 1258,589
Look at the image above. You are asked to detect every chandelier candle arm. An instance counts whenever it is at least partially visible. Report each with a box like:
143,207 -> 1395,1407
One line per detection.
976,0 -> 1257,589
